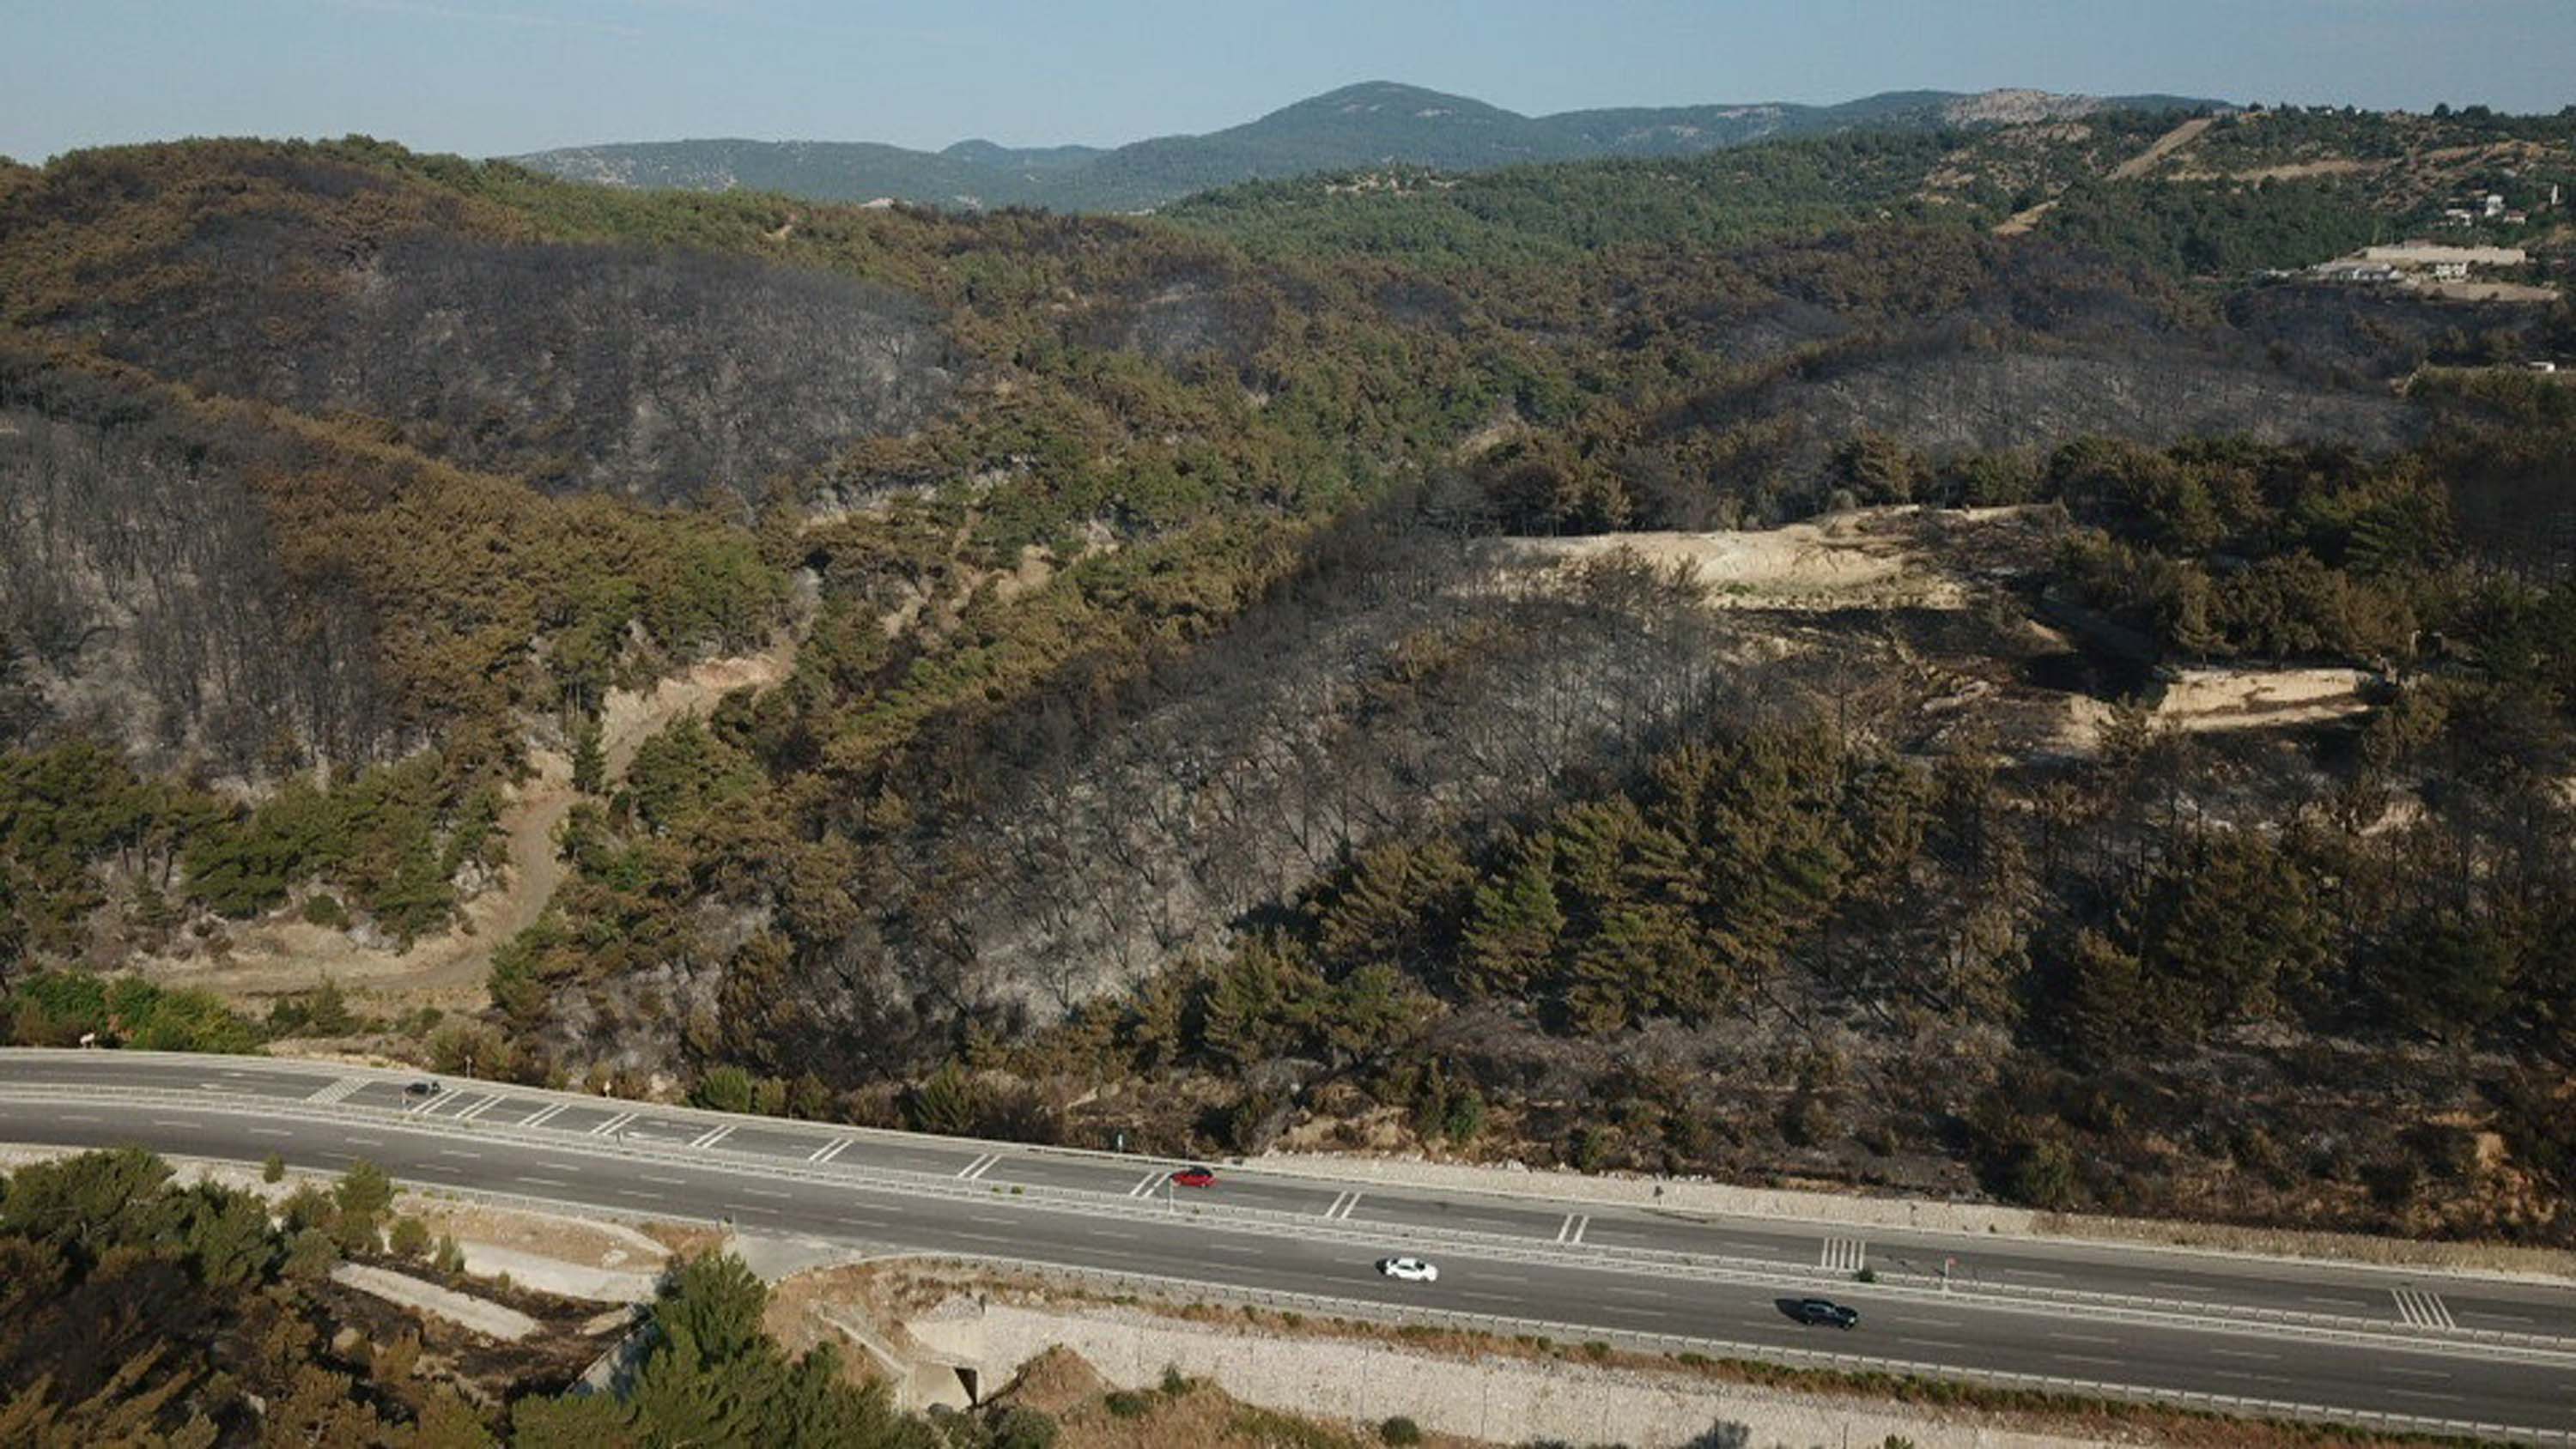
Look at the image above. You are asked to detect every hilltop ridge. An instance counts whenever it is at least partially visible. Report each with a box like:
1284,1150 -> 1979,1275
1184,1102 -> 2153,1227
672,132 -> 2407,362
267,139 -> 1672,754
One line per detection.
512,79 -> 2227,210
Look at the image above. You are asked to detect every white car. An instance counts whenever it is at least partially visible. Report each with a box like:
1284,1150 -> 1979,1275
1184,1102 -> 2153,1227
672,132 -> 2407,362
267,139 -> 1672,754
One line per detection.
1376,1256 -> 1439,1283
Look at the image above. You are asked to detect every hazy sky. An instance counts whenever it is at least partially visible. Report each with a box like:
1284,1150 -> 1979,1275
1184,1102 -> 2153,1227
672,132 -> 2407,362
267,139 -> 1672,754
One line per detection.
5,0 -> 2572,163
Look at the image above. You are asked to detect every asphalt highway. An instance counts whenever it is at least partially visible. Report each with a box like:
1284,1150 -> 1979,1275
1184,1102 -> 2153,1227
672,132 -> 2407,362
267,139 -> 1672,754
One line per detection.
3,1049 -> 2570,1439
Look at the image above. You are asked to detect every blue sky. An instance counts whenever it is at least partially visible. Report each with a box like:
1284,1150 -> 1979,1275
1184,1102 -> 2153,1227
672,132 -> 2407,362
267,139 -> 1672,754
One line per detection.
4,0 -> 2571,163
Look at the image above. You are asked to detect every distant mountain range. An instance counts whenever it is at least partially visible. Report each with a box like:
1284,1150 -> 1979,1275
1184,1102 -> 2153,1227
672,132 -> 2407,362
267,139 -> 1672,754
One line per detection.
509,80 -> 2227,212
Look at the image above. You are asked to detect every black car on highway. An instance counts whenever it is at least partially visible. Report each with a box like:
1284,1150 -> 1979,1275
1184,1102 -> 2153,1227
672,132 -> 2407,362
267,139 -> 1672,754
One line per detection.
1786,1297 -> 1860,1329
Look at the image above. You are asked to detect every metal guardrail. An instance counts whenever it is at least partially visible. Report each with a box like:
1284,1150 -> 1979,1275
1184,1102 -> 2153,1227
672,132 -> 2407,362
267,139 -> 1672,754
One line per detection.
7,1082 -> 2575,1373
885,1252 -> 2576,1448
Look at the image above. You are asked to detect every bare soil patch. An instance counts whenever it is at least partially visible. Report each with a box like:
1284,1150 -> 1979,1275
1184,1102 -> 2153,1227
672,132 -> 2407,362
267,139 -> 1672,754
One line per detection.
143,644 -> 794,1013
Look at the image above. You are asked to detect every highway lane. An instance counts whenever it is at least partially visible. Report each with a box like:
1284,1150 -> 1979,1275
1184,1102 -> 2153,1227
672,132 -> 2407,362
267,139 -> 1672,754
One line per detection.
5,1050 -> 2571,1334
3,1091 -> 2571,1439
8,1048 -> 2564,1341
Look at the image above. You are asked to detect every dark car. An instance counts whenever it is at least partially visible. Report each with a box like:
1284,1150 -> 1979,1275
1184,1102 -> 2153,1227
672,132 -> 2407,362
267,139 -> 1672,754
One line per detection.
403,1080 -> 442,1098
1170,1166 -> 1218,1189
1788,1297 -> 1860,1330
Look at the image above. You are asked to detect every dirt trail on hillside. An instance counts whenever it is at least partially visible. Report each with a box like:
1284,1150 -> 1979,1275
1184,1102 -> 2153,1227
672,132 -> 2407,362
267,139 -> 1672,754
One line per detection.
2056,665 -> 2373,751
1493,506 -> 2044,611
158,645 -> 795,1010
1995,113 -> 2216,235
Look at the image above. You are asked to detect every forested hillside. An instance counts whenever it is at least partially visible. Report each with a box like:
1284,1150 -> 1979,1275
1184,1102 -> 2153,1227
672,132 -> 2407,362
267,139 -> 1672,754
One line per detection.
4,106 -> 2576,1246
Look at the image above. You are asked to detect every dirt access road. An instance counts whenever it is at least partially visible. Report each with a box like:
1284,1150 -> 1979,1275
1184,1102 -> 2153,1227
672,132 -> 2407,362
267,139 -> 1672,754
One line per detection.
1993,113 -> 2216,235
153,646 -> 794,1012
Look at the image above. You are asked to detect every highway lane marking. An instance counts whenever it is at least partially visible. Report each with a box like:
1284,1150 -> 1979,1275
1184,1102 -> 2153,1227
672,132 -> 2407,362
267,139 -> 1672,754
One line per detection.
2391,1287 -> 2456,1330
590,1112 -> 637,1137
1481,1271 -> 1533,1284
344,1136 -> 383,1146
435,1149 -> 483,1159
2210,1370 -> 2292,1385
246,1127 -> 292,1138
2300,1294 -> 2370,1308
2207,1348 -> 2280,1361
2385,1389 -> 2465,1404
957,1152 -> 1002,1181
741,1188 -> 789,1199
2046,1331 -> 2120,1345
1819,1236 -> 1867,1273
2149,1281 -> 2202,1293
952,1231 -> 1016,1246
808,1138 -> 854,1164
151,1119 -> 198,1128
1997,1267 -> 2064,1281
306,1077 -> 368,1106
59,1114 -> 100,1123
2382,1366 -> 2454,1379
1127,1170 -> 1166,1197
964,1214 -> 1017,1226
1454,1290 -> 1520,1306
1205,1242 -> 1266,1256
1322,1191 -> 1362,1221
640,1173 -> 688,1185
1887,1315 -> 1965,1329
1084,1228 -> 1144,1240
520,1102 -> 572,1129
1898,1337 -> 1971,1351
1603,1284 -> 1671,1299
1556,1214 -> 1589,1246
539,1162 -> 586,1173
422,1092 -> 483,1118
616,1190 -> 665,1201
690,1124 -> 735,1150
2050,1353 -> 2123,1367
516,1176 -> 571,1188
2459,1310 -> 2535,1324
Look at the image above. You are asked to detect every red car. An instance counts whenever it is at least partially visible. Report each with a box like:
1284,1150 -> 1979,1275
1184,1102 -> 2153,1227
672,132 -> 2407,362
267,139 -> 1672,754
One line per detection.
1169,1166 -> 1218,1189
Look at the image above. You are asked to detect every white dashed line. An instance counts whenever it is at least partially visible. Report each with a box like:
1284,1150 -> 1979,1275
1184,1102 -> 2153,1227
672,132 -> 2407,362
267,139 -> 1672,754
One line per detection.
2048,1331 -> 2120,1345
1604,1284 -> 1670,1299
2051,1354 -> 2123,1367
60,1114 -> 100,1123
435,1149 -> 482,1159
246,1128 -> 292,1137
2208,1348 -> 2281,1361
2386,1389 -> 2464,1404
2383,1367 -> 2454,1380
640,1173 -> 687,1185
152,1119 -> 197,1128
616,1189 -> 663,1201
742,1188 -> 788,1199
1999,1267 -> 2064,1281
344,1137 -> 383,1146
516,1176 -> 570,1188
1889,1316 -> 1965,1329
2211,1370 -> 2291,1385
